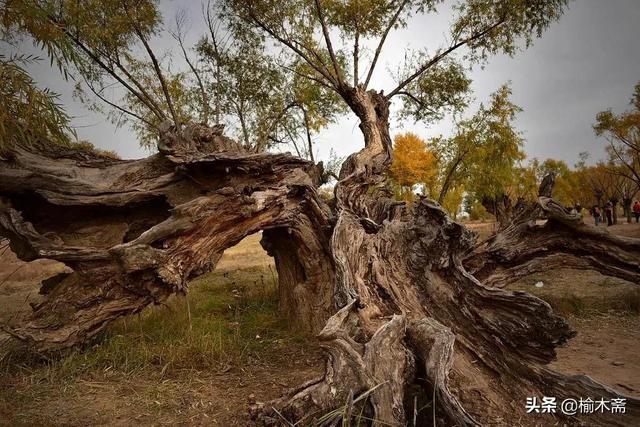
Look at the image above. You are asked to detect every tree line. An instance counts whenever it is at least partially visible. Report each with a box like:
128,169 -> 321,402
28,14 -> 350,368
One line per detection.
389,81 -> 640,224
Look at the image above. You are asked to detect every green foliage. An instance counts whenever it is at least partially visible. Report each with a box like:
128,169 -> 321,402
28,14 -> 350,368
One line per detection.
196,17 -> 345,153
2,0 -> 570,155
456,84 -> 525,204
397,58 -> 472,123
520,158 -> 579,206
223,0 -> 568,125
0,54 -> 73,154
1,0 -> 80,77
462,195 -> 490,220
593,81 -> 640,190
452,0 -> 568,61
2,0 -> 345,152
430,83 -> 525,210
1,0 -> 164,151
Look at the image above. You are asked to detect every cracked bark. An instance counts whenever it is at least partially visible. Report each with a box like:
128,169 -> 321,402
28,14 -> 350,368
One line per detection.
0,123 -> 335,349
1,103 -> 639,426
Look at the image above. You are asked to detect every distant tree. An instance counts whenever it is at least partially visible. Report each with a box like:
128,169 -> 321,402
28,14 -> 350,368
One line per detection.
441,184 -> 465,219
594,81 -> 640,191
430,84 -> 525,225
576,162 -> 630,224
431,84 -> 524,206
530,158 -> 579,206
615,167 -> 639,223
389,132 -> 437,201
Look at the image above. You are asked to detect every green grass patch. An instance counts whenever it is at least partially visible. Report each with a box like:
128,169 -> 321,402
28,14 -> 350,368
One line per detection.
1,265 -> 307,381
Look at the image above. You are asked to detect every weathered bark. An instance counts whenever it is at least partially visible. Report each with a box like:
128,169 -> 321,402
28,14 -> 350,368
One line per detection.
467,188 -> 640,289
253,90 -> 639,426
0,123 -> 335,350
2,111 -> 639,426
481,194 -> 514,230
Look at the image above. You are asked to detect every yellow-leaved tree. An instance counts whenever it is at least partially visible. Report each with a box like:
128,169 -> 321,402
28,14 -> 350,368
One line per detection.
389,132 -> 437,201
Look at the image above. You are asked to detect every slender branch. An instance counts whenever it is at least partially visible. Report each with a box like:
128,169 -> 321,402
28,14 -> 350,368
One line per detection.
132,25 -> 181,130
282,64 -> 333,91
255,102 -> 300,152
171,19 -> 210,125
387,19 -> 505,98
364,0 -> 410,89
313,0 -> 345,88
353,30 -> 359,87
54,23 -> 166,121
353,0 -> 360,87
110,50 -> 168,120
83,75 -> 158,130
204,6 -> 228,123
282,124 -> 304,158
246,8 -> 338,90
302,106 -> 314,163
396,90 -> 437,117
33,1 -> 166,121
609,139 -> 640,184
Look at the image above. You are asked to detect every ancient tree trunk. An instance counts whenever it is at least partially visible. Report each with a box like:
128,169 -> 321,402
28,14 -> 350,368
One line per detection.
480,193 -> 527,231
467,179 -> 640,289
1,111 -> 639,426
0,124 -> 335,350
251,90 -> 639,426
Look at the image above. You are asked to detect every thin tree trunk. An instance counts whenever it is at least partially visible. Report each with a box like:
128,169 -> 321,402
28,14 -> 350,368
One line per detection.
623,198 -> 633,223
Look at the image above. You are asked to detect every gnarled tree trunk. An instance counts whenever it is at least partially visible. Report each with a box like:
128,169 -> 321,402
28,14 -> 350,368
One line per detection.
0,124 -> 335,349
1,108 -> 639,426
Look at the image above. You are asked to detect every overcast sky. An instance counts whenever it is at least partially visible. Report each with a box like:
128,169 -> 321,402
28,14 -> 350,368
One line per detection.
22,0 -> 640,164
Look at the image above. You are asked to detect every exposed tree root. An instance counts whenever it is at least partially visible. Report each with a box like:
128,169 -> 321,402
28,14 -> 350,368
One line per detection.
467,196 -> 640,288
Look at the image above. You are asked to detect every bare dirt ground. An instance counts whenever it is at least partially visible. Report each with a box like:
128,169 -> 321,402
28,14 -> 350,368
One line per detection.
1,223 -> 639,425
503,221 -> 640,398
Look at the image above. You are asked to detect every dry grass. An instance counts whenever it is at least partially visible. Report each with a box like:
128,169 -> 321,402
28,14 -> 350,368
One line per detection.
507,268 -> 640,316
216,233 -> 274,270
0,234 -> 322,425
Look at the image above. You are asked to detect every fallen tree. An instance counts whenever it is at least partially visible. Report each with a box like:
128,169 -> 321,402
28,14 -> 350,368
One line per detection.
1,102 -> 639,425
0,124 -> 335,349
468,174 -> 640,288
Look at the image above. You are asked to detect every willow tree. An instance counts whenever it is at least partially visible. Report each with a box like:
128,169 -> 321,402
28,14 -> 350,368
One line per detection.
2,1 -> 640,426
0,0 -> 342,153
428,83 -> 526,225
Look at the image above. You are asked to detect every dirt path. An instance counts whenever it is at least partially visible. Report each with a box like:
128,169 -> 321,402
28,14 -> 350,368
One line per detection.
551,315 -> 640,398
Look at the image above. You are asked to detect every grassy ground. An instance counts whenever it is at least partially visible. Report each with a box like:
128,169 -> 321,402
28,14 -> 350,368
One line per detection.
0,234 -> 323,425
1,224 -> 639,424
